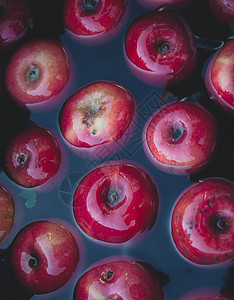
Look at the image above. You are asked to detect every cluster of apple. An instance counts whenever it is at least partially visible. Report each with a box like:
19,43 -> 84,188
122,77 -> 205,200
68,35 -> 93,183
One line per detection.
0,0 -> 233,299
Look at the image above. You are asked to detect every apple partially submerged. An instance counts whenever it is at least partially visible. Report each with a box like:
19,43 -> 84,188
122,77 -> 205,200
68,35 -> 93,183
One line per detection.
5,126 -> 61,188
11,220 -> 80,295
205,40 -> 234,114
63,0 -> 128,44
73,161 -> 159,244
59,81 -> 135,148
124,10 -> 197,87
171,178 -> 234,265
0,0 -> 32,50
5,39 -> 69,106
74,258 -> 165,299
143,100 -> 218,175
0,186 -> 14,243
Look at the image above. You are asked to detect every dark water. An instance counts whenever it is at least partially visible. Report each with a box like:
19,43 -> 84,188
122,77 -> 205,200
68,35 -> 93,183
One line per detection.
0,0 -> 233,299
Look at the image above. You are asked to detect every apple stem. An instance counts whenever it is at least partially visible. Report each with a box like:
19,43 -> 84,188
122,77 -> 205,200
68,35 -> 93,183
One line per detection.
171,122 -> 184,142
216,217 -> 230,233
26,65 -> 40,84
28,256 -> 38,269
82,0 -> 99,12
195,35 -> 224,51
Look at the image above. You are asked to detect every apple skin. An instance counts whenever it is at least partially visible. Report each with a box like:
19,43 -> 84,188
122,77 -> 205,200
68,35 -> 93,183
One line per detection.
136,0 -> 197,10
0,186 -> 14,243
59,81 -> 135,148
10,220 -> 79,295
143,100 -> 218,175
5,126 -> 61,188
124,10 -> 197,87
209,0 -> 234,29
5,39 -> 69,106
205,40 -> 234,114
63,0 -> 128,43
74,258 -> 164,300
73,161 -> 159,244
0,0 -> 32,50
171,178 -> 234,266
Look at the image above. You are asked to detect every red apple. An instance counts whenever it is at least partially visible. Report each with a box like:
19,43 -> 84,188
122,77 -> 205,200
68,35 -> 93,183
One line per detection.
0,0 -> 32,50
0,186 -> 14,243
171,178 -> 234,266
209,0 -> 234,29
74,258 -> 164,299
143,100 -> 218,175
63,0 -> 128,44
136,0 -> 197,10
11,220 -> 79,294
73,161 -> 159,244
179,287 -> 230,300
5,39 -> 70,107
5,126 -> 61,188
59,81 -> 135,149
205,40 -> 234,114
124,10 -> 197,87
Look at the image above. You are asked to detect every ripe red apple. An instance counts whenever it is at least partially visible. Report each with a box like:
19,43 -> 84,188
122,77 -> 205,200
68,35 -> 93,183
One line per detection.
171,178 -> 234,266
11,220 -> 80,295
73,161 -> 159,244
74,258 -> 165,299
124,10 -> 197,87
5,39 -> 70,107
0,186 -> 14,243
59,81 -> 135,149
143,100 -> 218,175
5,126 -> 61,188
0,0 -> 32,50
209,0 -> 234,29
63,0 -> 128,44
205,40 -> 234,114
136,0 -> 197,10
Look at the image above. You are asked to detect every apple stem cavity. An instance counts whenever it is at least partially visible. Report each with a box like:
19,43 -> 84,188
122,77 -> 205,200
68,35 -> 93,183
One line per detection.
216,217 -> 230,233
17,153 -> 28,166
26,65 -> 40,84
157,40 -> 173,54
171,122 -> 184,142
28,256 -> 39,269
82,0 -> 99,12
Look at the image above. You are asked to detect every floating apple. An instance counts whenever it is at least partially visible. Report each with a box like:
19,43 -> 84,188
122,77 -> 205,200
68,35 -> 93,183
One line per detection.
124,10 -> 197,87
0,186 -> 14,243
63,0 -> 128,44
143,100 -> 218,175
73,161 -> 159,244
136,0 -> 197,10
5,126 -> 61,188
5,39 -> 69,107
209,0 -> 234,29
74,258 -> 165,299
11,220 -> 80,295
205,40 -> 234,114
0,0 -> 32,50
180,286 -> 230,300
59,81 -> 135,149
171,178 -> 234,265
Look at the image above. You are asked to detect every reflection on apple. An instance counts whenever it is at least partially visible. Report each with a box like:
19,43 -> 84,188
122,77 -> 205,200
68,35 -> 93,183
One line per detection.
11,220 -> 80,295
63,0 -> 129,44
124,10 -> 197,87
74,257 -> 165,299
5,126 -> 61,188
171,178 -> 234,266
143,100 -> 218,175
73,160 -> 159,244
205,40 -> 234,114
